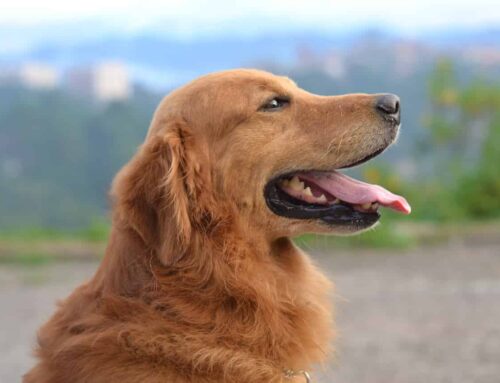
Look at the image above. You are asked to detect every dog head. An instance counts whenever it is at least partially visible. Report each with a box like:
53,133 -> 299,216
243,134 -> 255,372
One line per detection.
113,69 -> 410,263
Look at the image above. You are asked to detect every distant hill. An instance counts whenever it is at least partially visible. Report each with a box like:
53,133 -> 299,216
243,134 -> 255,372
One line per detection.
0,86 -> 160,229
2,27 -> 499,89
21,32 -> 364,88
420,27 -> 500,47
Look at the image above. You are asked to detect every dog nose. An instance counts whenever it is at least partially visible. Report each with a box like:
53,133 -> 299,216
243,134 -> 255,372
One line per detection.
375,94 -> 400,125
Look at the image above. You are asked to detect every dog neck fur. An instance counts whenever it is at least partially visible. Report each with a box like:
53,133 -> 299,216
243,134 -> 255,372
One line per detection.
88,131 -> 334,382
39,117 -> 334,383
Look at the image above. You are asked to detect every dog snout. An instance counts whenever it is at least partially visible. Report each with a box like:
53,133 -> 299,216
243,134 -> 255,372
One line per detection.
375,94 -> 400,125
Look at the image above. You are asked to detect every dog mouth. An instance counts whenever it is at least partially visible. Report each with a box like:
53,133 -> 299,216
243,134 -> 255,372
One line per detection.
264,151 -> 411,230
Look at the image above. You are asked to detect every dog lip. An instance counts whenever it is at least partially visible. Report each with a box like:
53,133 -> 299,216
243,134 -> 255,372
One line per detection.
337,146 -> 386,169
338,125 -> 401,169
264,179 -> 380,229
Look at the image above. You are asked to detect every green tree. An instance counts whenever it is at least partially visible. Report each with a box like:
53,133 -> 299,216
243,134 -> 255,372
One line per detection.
422,59 -> 500,220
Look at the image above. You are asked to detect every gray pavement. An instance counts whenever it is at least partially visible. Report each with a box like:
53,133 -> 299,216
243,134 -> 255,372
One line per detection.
1,243 -> 499,382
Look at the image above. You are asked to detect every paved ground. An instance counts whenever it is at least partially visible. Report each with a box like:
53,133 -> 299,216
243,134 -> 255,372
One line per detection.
1,243 -> 500,383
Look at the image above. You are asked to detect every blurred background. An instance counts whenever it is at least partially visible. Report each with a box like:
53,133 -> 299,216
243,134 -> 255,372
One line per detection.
1,1 -> 499,382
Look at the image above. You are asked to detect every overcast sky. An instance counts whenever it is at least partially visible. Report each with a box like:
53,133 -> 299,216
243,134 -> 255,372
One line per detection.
1,0 -> 499,36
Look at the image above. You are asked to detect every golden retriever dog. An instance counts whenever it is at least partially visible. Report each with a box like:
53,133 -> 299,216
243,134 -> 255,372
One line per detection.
24,69 -> 410,383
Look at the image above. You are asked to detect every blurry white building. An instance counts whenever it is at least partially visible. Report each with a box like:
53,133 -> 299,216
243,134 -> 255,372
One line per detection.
66,62 -> 132,102
323,53 -> 346,79
0,62 -> 59,89
19,63 -> 59,89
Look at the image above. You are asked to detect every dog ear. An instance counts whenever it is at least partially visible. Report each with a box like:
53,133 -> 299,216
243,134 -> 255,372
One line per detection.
112,120 -> 204,266
157,121 -> 197,265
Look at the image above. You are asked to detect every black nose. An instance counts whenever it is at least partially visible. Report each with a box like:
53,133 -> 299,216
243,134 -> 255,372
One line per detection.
375,94 -> 400,125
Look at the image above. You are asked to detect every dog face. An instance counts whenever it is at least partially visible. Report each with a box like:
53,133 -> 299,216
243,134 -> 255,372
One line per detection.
198,70 -> 409,237
117,69 -> 410,260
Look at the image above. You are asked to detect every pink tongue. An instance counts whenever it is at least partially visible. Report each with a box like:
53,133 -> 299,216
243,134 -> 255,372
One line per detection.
299,171 -> 411,214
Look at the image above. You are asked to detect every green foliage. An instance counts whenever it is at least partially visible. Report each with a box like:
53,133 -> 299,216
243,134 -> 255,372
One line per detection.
296,218 -> 416,250
0,86 -> 160,230
457,172 -> 500,219
78,218 -> 110,242
459,81 -> 500,115
453,113 -> 500,219
422,115 -> 460,144
428,58 -> 458,107
0,252 -> 55,266
0,227 -> 72,242
0,219 -> 110,242
399,61 -> 500,222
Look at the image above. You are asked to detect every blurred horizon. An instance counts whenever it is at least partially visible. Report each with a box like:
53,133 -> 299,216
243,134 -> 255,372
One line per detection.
2,1 -> 500,89
0,0 -> 499,232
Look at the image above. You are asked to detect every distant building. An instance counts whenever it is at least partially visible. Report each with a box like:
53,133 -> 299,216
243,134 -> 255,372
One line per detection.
0,62 -> 59,89
295,45 -> 346,80
20,63 -> 59,89
393,41 -> 433,78
323,53 -> 346,79
66,62 -> 132,102
462,47 -> 500,68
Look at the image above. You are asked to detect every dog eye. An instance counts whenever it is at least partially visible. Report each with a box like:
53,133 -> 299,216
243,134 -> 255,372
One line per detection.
260,97 -> 290,111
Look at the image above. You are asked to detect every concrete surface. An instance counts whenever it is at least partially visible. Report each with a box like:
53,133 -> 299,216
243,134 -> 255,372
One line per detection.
1,243 -> 499,382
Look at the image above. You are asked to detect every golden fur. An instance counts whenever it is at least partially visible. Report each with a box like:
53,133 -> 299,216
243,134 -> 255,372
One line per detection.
24,69 -> 394,382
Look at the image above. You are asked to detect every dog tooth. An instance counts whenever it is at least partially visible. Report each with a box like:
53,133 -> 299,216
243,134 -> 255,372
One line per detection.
290,176 -> 304,189
304,187 -> 313,197
289,176 -> 302,191
372,202 -> 379,210
361,203 -> 372,210
330,198 -> 340,205
317,194 -> 327,203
